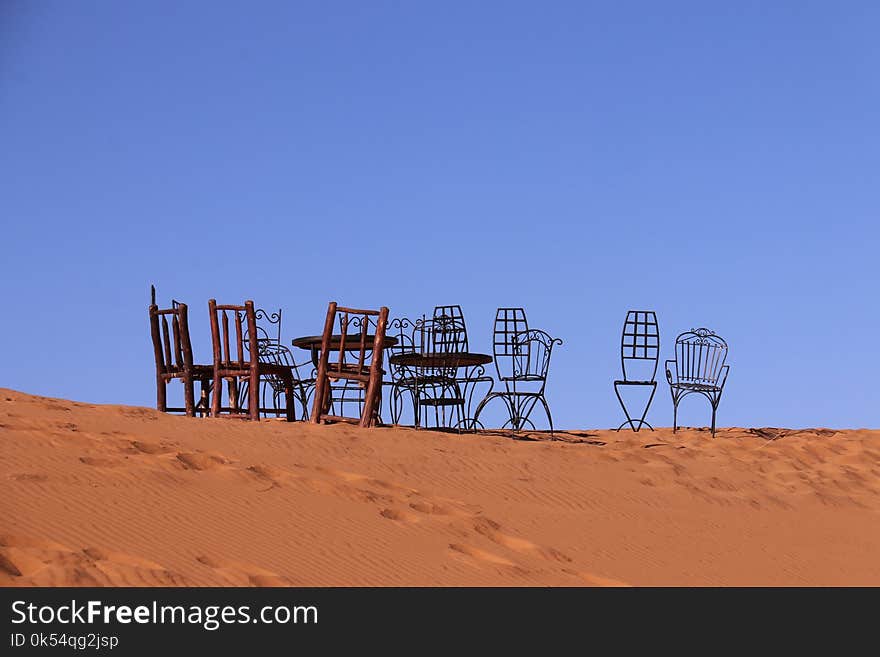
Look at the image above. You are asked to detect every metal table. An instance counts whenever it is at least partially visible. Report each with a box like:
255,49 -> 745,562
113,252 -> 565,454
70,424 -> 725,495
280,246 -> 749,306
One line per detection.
388,352 -> 493,430
292,334 -> 399,369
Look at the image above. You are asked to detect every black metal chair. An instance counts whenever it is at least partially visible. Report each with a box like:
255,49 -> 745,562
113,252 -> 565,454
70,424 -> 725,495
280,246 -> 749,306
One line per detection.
431,305 -> 469,352
666,328 -> 730,437
384,316 -> 419,425
475,310 -> 562,437
412,316 -> 472,429
476,307 -> 528,428
236,308 -> 316,420
614,310 -> 660,432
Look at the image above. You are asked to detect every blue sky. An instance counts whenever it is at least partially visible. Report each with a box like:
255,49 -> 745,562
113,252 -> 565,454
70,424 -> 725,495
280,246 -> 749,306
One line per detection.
1,1 -> 877,429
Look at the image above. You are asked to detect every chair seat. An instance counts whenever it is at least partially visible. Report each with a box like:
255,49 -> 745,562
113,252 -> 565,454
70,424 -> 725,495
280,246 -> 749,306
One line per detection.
419,396 -> 464,407
161,364 -> 214,380
259,362 -> 296,377
215,362 -> 295,379
488,390 -> 543,399
670,381 -> 722,392
500,375 -> 545,383
391,374 -> 455,387
325,363 -> 385,382
614,379 -> 657,386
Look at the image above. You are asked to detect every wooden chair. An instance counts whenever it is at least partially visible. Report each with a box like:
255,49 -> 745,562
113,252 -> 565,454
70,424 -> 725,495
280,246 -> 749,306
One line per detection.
311,302 -> 390,428
208,299 -> 296,421
149,300 -> 213,417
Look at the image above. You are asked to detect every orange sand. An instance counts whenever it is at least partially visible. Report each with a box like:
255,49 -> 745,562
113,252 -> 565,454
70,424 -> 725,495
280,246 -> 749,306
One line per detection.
1,388 -> 878,586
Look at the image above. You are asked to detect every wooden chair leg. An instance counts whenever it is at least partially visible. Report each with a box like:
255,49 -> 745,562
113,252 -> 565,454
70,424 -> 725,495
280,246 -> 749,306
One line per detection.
361,381 -> 377,428
211,369 -> 222,417
311,303 -> 337,424
156,375 -> 167,413
311,376 -> 325,424
229,379 -> 239,413
248,372 -> 260,422
183,374 -> 195,417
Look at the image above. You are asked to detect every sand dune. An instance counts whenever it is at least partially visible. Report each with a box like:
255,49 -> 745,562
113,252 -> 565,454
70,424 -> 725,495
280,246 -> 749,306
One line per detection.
1,388 -> 878,586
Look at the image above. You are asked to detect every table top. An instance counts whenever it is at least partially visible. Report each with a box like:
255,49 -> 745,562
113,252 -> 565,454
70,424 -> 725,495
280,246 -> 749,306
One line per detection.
292,335 -> 399,351
388,352 -> 493,368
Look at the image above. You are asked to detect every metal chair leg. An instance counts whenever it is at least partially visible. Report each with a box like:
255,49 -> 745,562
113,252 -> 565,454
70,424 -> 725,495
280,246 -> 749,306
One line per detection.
538,396 -> 554,439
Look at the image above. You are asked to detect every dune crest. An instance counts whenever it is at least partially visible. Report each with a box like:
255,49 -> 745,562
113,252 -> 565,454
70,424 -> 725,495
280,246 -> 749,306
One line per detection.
1,388 -> 879,586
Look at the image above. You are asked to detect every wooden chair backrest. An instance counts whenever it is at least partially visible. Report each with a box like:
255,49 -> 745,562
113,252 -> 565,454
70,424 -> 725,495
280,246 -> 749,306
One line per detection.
320,302 -> 389,377
149,301 -> 194,375
208,299 -> 259,371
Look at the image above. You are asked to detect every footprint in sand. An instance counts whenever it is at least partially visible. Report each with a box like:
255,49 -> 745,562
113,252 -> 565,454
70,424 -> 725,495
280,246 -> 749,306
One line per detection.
563,568 -> 631,587
10,473 -> 49,483
119,407 -> 159,420
448,543 -> 519,568
471,517 -> 573,564
379,508 -> 421,523
315,466 -> 418,496
131,440 -> 176,455
0,535 -> 190,586
79,456 -> 123,467
245,464 -> 287,490
409,501 -> 457,516
176,452 -> 232,471
196,555 -> 291,586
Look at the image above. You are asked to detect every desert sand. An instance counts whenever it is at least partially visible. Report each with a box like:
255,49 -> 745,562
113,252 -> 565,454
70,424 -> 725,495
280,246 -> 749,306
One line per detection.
1,388 -> 878,586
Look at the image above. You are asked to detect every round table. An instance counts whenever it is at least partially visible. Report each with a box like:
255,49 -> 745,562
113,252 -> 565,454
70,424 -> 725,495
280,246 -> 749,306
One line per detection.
387,352 -> 493,430
388,352 -> 492,369
292,334 -> 399,368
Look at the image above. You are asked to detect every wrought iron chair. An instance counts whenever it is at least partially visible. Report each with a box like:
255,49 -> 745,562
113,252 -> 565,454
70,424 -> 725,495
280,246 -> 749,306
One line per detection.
474,318 -> 562,437
148,293 -> 212,417
208,299 -> 296,421
472,308 -> 528,427
311,302 -> 389,428
432,305 -> 468,352
425,305 -> 493,429
238,308 -> 316,421
385,316 -> 419,425
666,328 -> 730,437
410,316 -> 473,429
614,310 -> 660,432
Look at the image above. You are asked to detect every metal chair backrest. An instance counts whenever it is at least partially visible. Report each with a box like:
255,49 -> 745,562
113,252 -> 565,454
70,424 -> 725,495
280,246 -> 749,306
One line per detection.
432,305 -> 468,353
511,329 -> 561,389
149,300 -> 194,375
386,317 -> 417,381
252,308 -> 282,345
620,310 -> 660,383
245,307 -> 295,365
208,299 -> 260,371
673,328 -> 728,386
492,307 -> 529,381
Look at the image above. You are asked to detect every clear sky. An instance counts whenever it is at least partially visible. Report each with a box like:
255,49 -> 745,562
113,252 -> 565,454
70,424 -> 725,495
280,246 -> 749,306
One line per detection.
1,1 -> 877,429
